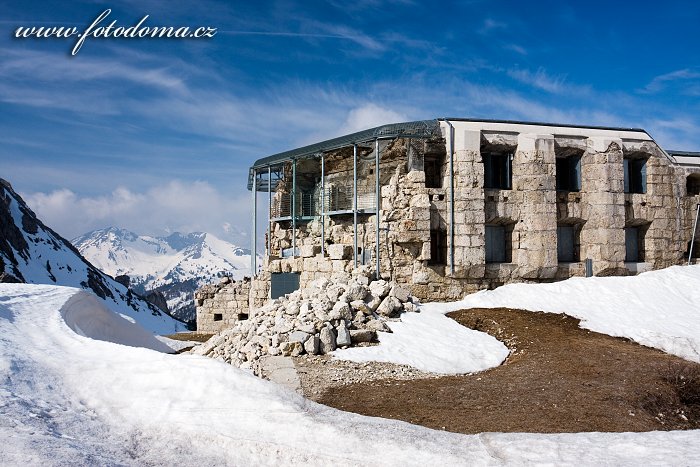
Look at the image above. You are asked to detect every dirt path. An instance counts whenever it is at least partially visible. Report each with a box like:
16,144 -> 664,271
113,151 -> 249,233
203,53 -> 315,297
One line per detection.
312,308 -> 700,434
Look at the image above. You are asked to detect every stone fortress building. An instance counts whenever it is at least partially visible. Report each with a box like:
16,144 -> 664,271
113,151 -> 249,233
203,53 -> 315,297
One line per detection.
196,118 -> 700,333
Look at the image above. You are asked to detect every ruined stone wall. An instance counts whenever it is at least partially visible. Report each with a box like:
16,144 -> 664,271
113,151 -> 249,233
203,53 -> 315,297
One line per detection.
197,123 -> 700,333
195,277 -> 252,333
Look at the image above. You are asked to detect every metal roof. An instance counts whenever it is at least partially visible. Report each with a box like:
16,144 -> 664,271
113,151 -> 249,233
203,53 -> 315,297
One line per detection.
440,117 -> 647,133
667,150 -> 700,157
247,119 -> 441,190
246,117 -> 656,191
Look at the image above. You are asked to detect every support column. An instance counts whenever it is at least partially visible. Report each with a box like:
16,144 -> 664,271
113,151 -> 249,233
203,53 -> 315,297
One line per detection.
353,143 -> 358,268
579,136 -> 626,275
292,159 -> 297,257
267,165 -> 271,256
375,139 -> 380,279
321,154 -> 325,257
447,121 -> 455,275
511,133 -> 558,278
251,168 -> 257,276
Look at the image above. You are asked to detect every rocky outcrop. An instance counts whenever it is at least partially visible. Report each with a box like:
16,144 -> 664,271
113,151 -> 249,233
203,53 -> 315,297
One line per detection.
192,266 -> 416,375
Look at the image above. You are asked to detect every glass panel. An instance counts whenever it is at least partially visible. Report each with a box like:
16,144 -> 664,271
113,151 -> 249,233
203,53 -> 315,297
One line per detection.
486,225 -> 506,263
557,225 -> 575,262
625,227 -> 639,262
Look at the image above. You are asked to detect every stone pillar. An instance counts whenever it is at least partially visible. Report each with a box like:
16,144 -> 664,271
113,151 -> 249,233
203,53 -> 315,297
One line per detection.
511,133 -> 558,278
451,128 -> 486,277
579,137 -> 626,275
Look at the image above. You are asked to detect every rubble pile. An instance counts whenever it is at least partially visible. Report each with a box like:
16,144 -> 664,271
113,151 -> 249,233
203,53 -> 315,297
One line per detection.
193,267 -> 418,375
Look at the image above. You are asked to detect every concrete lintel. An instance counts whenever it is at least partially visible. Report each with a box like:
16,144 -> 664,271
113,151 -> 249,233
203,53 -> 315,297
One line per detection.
586,136 -> 623,153
516,133 -> 555,152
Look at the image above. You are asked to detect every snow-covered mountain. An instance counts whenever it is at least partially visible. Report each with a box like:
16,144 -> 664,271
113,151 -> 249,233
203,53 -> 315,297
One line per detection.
0,178 -> 184,334
72,227 -> 254,323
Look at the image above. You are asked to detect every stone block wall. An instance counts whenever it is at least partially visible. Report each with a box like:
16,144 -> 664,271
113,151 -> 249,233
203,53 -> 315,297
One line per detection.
196,121 -> 700,333
195,277 -> 251,334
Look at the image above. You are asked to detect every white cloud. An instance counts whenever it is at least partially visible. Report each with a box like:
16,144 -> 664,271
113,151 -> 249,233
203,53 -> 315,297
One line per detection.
22,180 -> 252,244
643,69 -> 700,94
507,67 -> 590,96
337,103 -> 410,134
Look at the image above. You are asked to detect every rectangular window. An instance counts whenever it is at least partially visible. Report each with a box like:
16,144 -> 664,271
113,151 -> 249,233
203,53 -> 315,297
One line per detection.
425,155 -> 443,188
624,158 -> 647,194
483,153 -> 513,190
624,227 -> 644,262
556,156 -> 581,191
557,225 -> 578,262
429,228 -> 447,265
213,313 -> 223,321
485,224 -> 509,263
270,272 -> 300,299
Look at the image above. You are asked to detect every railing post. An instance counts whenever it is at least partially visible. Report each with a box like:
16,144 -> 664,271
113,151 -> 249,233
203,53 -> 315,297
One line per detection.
375,139 -> 380,279
251,168 -> 257,276
321,154 -> 325,257
267,165 -> 272,256
353,143 -> 358,269
292,159 -> 297,257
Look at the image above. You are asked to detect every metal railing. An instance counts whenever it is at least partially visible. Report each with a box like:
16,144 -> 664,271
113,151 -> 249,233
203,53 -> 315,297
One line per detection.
271,192 -> 317,218
324,185 -> 376,212
271,186 -> 376,218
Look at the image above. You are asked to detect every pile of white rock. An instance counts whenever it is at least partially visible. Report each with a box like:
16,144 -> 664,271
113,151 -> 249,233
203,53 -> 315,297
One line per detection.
192,267 -> 418,375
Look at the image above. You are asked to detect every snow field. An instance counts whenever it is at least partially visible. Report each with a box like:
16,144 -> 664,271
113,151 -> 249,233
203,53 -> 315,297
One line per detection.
427,264 -> 700,363
4,264 -> 700,464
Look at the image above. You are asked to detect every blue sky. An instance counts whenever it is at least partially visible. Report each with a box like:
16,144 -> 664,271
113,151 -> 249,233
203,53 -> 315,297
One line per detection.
1,0 -> 699,246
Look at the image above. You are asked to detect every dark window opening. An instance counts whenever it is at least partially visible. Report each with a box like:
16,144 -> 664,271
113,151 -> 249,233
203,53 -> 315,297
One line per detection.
557,224 -> 580,262
624,158 -> 647,194
485,224 -> 512,263
483,152 -> 513,189
270,272 -> 300,299
425,155 -> 443,188
438,194 -> 445,201
556,156 -> 581,192
687,241 -> 700,259
687,175 -> 700,196
625,226 -> 646,262
429,229 -> 447,265
213,313 -> 223,321
237,313 -> 248,321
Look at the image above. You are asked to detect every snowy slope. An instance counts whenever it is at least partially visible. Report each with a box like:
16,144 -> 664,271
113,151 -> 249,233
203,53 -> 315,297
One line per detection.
426,264 -> 700,363
0,179 -> 184,334
3,283 -> 700,465
73,227 -> 254,321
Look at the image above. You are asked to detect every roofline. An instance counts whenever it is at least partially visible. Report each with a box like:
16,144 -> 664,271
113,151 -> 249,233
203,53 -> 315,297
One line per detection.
247,119 -> 440,190
247,117 -> 657,190
438,117 -> 648,134
667,150 -> 700,157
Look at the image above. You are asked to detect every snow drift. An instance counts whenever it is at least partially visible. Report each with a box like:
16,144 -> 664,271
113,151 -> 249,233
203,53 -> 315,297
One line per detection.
3,281 -> 700,465
428,264 -> 700,363
0,178 -> 184,334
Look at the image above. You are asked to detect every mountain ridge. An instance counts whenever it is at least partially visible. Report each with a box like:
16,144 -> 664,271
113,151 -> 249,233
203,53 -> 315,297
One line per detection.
0,178 -> 184,334
73,226 -> 254,323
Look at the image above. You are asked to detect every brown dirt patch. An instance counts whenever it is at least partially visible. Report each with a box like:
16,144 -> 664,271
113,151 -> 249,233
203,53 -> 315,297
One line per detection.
315,308 -> 700,434
164,332 -> 213,342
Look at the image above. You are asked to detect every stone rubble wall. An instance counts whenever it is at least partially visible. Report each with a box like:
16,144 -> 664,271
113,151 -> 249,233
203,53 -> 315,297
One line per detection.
193,267 -> 416,375
196,126 -> 700,333
195,277 -> 251,334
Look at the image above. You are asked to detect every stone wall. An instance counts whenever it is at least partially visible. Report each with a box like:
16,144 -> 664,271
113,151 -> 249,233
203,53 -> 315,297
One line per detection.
195,277 -> 252,333
196,121 -> 700,333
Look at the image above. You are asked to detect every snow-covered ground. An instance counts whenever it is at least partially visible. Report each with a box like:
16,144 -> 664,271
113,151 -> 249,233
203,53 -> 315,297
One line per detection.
3,274 -> 700,465
334,308 -> 509,374
424,264 -> 700,363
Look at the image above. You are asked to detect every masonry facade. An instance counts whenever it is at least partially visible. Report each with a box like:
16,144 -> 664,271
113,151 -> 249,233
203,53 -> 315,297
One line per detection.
197,118 -> 700,333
